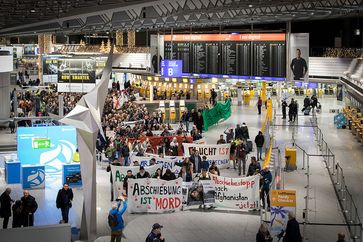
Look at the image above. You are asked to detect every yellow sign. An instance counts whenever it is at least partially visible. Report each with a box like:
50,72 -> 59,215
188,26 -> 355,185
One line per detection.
197,78 -> 203,83
271,190 -> 296,207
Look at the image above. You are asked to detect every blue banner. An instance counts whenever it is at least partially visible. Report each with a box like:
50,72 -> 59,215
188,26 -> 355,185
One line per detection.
63,164 -> 82,186
17,126 -> 77,174
22,165 -> 45,189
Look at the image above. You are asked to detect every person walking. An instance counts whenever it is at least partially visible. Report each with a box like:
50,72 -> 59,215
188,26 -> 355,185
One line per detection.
0,188 -> 13,229
121,140 -> 130,166
21,190 -> 38,227
282,212 -> 302,242
260,167 -> 272,210
146,223 -> 165,242
282,99 -> 287,119
241,123 -> 250,141
292,100 -> 298,122
236,140 -> 247,176
195,111 -> 204,134
303,96 -> 311,112
254,131 -> 265,161
224,128 -> 234,143
288,99 -> 295,122
181,110 -> 190,132
257,96 -> 263,115
109,196 -> 127,242
247,157 -> 261,176
56,183 -> 74,223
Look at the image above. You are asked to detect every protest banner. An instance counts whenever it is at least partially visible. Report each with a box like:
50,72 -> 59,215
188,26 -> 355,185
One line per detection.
110,164 -> 162,198
270,190 -> 297,239
183,143 -> 231,168
187,182 -> 204,206
210,174 -> 259,210
130,155 -> 181,170
127,178 -> 183,213
200,180 -> 215,205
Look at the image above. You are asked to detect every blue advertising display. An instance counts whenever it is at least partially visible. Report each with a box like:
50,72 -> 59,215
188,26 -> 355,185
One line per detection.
63,164 -> 82,186
22,165 -> 46,189
5,160 -> 21,184
17,126 -> 77,174
160,60 -> 183,77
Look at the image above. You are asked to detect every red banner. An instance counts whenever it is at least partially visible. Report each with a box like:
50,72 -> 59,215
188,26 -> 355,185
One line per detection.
164,33 -> 286,42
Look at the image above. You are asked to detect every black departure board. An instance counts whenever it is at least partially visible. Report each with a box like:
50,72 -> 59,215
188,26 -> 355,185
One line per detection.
253,42 -> 286,77
236,43 -> 251,76
192,42 -> 207,73
221,42 -> 236,75
206,42 -> 220,74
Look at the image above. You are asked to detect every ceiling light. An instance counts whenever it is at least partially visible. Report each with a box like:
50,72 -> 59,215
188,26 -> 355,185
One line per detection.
355,29 -> 360,36
248,4 -> 253,7
30,9 -> 35,13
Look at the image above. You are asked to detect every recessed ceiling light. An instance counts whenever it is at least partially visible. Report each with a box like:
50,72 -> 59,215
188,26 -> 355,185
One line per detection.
248,4 -> 253,7
30,9 -> 35,13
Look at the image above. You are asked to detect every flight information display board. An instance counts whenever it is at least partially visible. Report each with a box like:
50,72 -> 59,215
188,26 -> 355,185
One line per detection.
164,33 -> 286,78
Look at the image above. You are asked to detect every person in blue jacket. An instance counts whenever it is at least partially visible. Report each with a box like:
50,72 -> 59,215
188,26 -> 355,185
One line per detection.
109,196 -> 127,242
260,167 -> 272,210
200,156 -> 210,172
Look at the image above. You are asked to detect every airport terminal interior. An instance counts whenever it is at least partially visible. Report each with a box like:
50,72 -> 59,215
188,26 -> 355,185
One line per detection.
0,0 -> 362,242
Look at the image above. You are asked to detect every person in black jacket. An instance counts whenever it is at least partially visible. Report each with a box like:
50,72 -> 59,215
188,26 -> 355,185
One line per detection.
12,200 -> 24,228
123,170 -> 136,195
282,100 -> 288,119
121,141 -> 130,166
195,111 -> 204,133
235,124 -> 242,140
283,212 -> 302,242
21,190 -> 38,227
241,123 -> 250,141
161,169 -> 176,181
0,188 -> 13,228
146,223 -> 165,242
136,166 -> 151,178
256,223 -> 273,242
255,131 -> 265,161
56,183 -> 74,223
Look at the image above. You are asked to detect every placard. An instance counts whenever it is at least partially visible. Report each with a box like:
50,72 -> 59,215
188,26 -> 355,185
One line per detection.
128,178 -> 183,213
210,174 -> 259,210
182,143 -> 231,168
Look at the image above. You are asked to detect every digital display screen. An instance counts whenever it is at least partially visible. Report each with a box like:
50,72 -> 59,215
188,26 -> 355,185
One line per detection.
160,60 -> 183,77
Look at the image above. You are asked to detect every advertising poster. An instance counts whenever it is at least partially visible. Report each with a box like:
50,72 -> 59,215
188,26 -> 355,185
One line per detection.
289,33 -> 309,81
182,182 -> 193,206
127,178 -> 183,213
270,190 -> 297,240
22,165 -> 45,189
43,57 -> 59,83
210,174 -> 260,210
63,164 -> 82,186
183,143 -> 231,168
17,126 -> 77,174
110,164 -> 162,198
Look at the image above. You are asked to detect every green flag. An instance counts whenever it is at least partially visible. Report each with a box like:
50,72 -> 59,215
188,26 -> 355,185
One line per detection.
202,99 -> 232,131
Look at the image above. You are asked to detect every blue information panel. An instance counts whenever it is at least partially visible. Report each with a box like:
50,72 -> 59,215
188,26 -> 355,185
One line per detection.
5,160 -> 21,184
17,126 -> 77,174
63,164 -> 82,186
160,60 -> 183,77
22,165 -> 45,189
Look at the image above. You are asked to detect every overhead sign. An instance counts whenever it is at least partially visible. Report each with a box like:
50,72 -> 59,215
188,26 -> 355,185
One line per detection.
160,60 -> 183,77
164,33 -> 286,42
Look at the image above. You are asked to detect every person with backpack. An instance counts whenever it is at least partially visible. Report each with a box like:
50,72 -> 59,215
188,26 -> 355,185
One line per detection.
109,196 -> 127,242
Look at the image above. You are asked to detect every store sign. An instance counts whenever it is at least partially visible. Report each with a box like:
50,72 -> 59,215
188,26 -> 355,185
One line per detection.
160,60 -> 183,77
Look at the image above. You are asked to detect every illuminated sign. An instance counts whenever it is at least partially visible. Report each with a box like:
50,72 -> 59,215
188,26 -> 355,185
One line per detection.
160,60 -> 183,78
164,33 -> 286,42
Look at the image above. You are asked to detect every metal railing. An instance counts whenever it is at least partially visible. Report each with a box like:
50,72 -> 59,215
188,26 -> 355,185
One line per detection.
310,111 -> 362,241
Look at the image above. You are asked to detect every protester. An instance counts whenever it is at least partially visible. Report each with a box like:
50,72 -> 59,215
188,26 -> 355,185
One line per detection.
178,166 -> 193,182
12,200 -> 23,228
254,131 -> 265,161
153,168 -> 163,179
209,161 -> 220,176
56,183 -> 74,223
230,140 -> 237,169
161,168 -> 177,181
260,167 -> 272,210
21,190 -> 38,227
256,223 -> 273,242
136,166 -> 151,178
107,159 -> 122,201
247,157 -> 261,176
181,110 -> 190,132
195,111 -> 204,133
224,128 -> 234,143
0,188 -> 13,229
105,144 -> 117,163
241,123 -> 250,141
120,141 -> 130,166
190,149 -> 202,173
236,140 -> 247,176
198,169 -> 211,180
257,96 -> 263,115
235,124 -> 242,140
282,212 -> 302,242
217,134 -> 226,144
146,223 -> 165,242
200,156 -> 210,173
109,196 -> 127,242
123,170 -> 136,195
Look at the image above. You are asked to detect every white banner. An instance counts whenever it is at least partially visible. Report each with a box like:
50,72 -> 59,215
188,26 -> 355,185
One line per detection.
110,164 -> 162,198
182,143 -> 231,169
211,175 -> 260,210
128,178 -> 183,213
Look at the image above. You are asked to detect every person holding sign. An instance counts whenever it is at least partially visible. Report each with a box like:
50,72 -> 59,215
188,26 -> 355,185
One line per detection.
108,196 -> 127,242
146,223 -> 165,242
123,170 -> 136,196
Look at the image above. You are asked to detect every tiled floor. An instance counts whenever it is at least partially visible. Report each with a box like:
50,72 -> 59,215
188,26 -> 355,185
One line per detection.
0,96 -> 359,241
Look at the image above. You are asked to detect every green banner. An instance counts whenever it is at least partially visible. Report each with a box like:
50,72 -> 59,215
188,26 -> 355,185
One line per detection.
202,99 -> 232,131
32,138 -> 51,149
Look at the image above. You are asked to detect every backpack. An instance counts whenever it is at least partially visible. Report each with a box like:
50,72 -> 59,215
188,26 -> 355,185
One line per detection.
108,213 -> 118,228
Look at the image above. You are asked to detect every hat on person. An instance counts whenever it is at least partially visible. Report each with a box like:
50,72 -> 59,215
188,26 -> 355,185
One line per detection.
152,223 -> 163,229
140,166 -> 145,170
